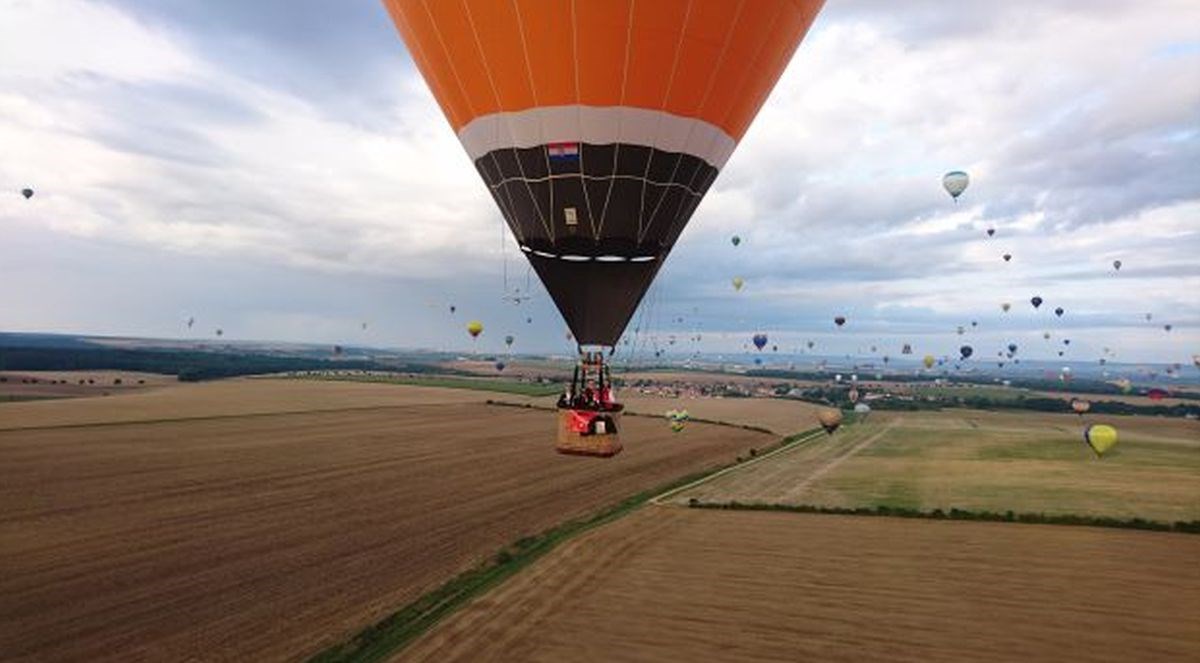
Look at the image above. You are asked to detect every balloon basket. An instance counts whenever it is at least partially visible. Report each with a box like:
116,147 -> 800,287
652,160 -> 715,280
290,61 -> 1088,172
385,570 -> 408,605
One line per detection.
556,406 -> 623,457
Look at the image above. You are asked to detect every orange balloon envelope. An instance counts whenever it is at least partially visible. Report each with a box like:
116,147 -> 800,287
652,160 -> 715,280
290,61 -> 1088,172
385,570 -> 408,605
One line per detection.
383,0 -> 825,346
817,408 -> 843,435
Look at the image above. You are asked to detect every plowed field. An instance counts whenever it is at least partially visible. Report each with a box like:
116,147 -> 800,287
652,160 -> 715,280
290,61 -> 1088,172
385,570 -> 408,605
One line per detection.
397,508 -> 1200,662
0,380 -> 771,662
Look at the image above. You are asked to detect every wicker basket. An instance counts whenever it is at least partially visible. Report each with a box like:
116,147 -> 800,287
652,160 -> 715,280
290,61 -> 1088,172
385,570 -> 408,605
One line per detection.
556,407 -> 623,457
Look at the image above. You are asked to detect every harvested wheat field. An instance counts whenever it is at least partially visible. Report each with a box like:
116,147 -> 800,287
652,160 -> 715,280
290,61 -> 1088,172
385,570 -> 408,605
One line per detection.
674,410 -> 1200,522
0,370 -> 172,401
0,379 -> 771,662
398,508 -> 1200,662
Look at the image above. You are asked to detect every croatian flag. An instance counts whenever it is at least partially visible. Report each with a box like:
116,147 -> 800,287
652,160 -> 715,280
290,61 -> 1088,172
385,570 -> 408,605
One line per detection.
547,141 -> 580,160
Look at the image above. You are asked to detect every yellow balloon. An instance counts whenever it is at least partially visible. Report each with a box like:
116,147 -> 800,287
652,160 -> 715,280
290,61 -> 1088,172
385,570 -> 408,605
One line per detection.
1084,424 -> 1118,457
923,354 -> 936,369
466,320 -> 484,338
732,276 -> 745,292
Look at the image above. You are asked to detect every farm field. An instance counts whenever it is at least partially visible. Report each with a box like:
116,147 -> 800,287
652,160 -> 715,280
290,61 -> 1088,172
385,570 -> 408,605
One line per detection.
397,507 -> 1200,662
0,379 -> 772,662
673,410 -> 1200,522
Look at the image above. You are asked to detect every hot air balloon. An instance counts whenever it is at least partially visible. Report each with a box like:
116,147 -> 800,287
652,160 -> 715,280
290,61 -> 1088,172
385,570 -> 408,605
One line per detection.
362,322 -> 369,330
807,340 -> 815,350
731,235 -> 741,247
1063,339 -> 1071,346
383,0 -> 823,455
1055,307 -> 1064,317
834,316 -> 846,327
333,345 -> 344,356
1001,302 -> 1011,313
1147,388 -> 1168,401
1008,343 -> 1018,354
1145,313 -> 1153,321
854,402 -> 871,420
1164,324 -> 1173,332
732,277 -> 745,292
20,188 -> 33,199
1031,296 -> 1043,309
902,343 -> 912,354
986,228 -> 995,237
1084,424 -> 1118,457
495,360 -> 506,372
752,333 -> 768,351
943,171 -> 969,201
1002,253 -> 1011,262
1071,399 -> 1091,415
449,305 -> 457,314
526,316 -> 533,324
922,354 -> 936,369
960,345 -> 973,360
1043,331 -> 1052,340
467,320 -> 484,339
957,326 -> 965,336
848,388 -> 860,404
817,408 -> 843,435
1193,355 -> 1200,369
504,334 -> 514,347
215,328 -> 223,337
1112,260 -> 1122,271
186,316 -> 195,329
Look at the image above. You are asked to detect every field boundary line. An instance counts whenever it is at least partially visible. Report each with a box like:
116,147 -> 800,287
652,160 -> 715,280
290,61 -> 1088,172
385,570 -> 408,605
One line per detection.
0,403 -> 458,433
649,427 -> 826,506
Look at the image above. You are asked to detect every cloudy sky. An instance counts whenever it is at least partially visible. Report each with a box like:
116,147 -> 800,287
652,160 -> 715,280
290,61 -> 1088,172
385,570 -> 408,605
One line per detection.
1,0 -> 1197,363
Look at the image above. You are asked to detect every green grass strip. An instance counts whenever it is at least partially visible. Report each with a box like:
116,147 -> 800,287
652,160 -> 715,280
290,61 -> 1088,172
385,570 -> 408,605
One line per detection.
685,500 -> 1200,535
307,430 -> 810,663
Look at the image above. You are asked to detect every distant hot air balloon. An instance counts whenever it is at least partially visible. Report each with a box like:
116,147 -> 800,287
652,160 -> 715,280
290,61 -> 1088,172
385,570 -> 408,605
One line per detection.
186,316 -> 195,329
902,343 -> 912,355
1147,388 -> 1168,401
1008,343 -> 1018,354
957,326 -> 965,336
1112,260 -> 1122,271
1063,339 -> 1071,346
1043,331 -> 1052,340
449,305 -> 456,314
504,334 -> 514,347
1001,302 -> 1011,313
526,317 -> 532,324
1031,296 -> 1043,309
1055,307 -> 1064,317
1164,324 -> 1173,332
215,329 -> 223,337
854,402 -> 871,420
1193,355 -> 1200,369
1084,424 -> 1118,457
361,322 -> 369,330
1002,254 -> 1012,262
466,320 -> 483,339
834,316 -> 846,327
943,171 -> 969,201
960,345 -> 973,360
848,388 -> 860,404
20,188 -> 33,200
1145,313 -> 1153,321
817,408 -> 844,435
986,228 -> 995,237
1072,400 -> 1091,415
495,360 -> 506,372
731,235 -> 741,247
732,277 -> 745,292
807,341 -> 815,350
752,333 -> 768,351
333,345 -> 344,356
